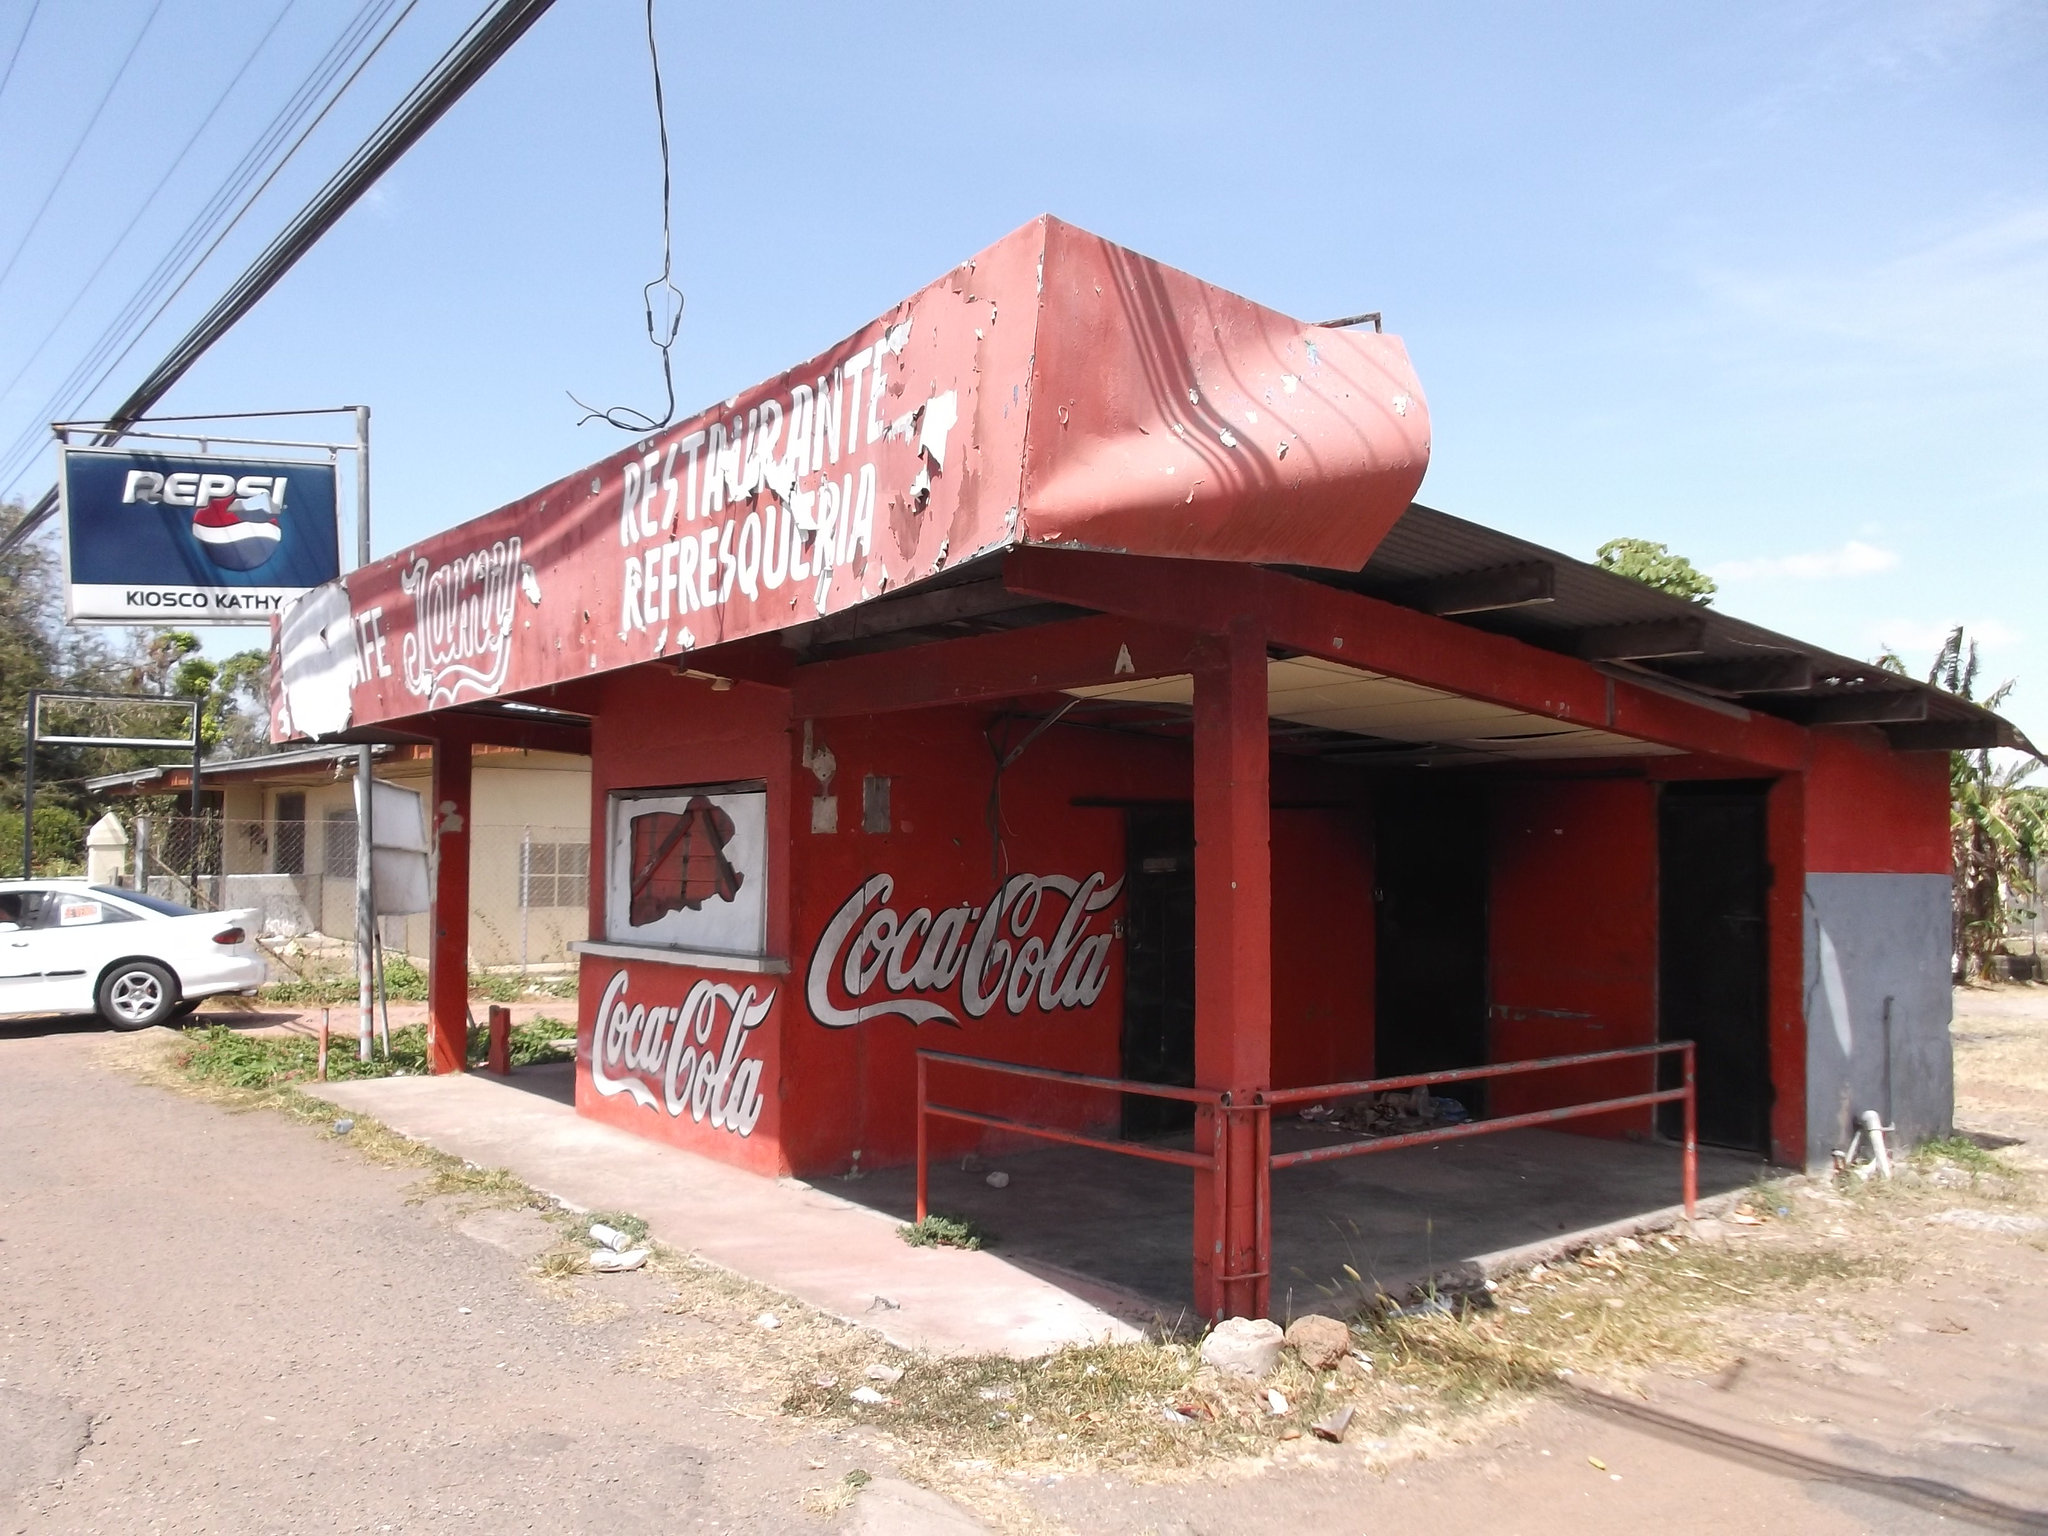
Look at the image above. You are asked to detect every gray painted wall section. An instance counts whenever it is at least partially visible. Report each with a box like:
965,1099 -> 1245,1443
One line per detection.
1803,872 -> 1953,1170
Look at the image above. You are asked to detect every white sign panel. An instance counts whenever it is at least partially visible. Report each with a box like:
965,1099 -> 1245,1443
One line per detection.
605,784 -> 767,956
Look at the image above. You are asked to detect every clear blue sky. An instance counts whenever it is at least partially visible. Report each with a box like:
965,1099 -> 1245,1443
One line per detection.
2,1 -> 2042,739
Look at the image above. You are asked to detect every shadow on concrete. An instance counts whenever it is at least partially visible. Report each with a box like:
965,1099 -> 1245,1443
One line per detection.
835,1125 -> 1763,1315
485,1059 -> 577,1107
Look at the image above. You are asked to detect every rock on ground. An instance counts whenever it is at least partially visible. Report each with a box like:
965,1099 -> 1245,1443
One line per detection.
1283,1313 -> 1351,1371
1200,1316 -> 1284,1379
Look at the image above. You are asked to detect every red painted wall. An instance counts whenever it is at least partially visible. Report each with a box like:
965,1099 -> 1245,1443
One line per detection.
1804,731 -> 1951,874
573,667 -> 795,1177
780,705 -> 1168,1175
1487,779 -> 1659,1135
574,670 -> 1383,1179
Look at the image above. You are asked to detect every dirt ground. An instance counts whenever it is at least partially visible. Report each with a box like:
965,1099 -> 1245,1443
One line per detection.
4,986 -> 2047,1534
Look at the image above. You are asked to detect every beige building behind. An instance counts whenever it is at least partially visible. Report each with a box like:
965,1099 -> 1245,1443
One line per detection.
88,744 -> 591,971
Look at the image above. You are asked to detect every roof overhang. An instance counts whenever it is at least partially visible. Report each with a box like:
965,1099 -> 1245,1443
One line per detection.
273,215 -> 1430,742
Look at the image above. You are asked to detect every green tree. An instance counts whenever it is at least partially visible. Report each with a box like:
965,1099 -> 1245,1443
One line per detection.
1920,626 -> 2048,980
152,632 -> 272,756
1594,538 -> 1717,605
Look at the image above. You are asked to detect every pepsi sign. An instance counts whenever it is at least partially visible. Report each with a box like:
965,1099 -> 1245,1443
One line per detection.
60,447 -> 340,625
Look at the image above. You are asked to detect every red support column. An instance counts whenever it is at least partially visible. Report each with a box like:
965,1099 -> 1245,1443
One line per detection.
1190,616 -> 1273,1321
428,732 -> 473,1075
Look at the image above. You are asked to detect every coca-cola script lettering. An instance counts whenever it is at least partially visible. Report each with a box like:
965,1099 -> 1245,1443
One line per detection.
807,871 -> 1122,1029
588,969 -> 770,1136
400,536 -> 538,707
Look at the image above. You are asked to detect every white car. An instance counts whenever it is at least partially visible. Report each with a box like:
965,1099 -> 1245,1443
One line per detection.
0,880 -> 267,1028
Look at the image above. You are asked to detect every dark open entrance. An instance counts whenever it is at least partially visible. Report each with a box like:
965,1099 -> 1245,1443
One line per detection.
1659,781 -> 1772,1153
1120,806 -> 1196,1137
1373,780 -> 1490,1112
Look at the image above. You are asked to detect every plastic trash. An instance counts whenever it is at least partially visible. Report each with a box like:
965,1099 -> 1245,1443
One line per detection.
589,1223 -> 632,1251
588,1247 -> 648,1273
850,1386 -> 888,1405
985,1171 -> 1010,1189
332,1118 -> 354,1135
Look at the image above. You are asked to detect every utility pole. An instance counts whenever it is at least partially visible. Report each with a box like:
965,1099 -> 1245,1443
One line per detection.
353,406 -> 376,1062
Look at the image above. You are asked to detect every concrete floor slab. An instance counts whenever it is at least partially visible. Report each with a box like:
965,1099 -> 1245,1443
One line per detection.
841,1122 -> 1762,1316
321,1062 -> 1762,1345
314,1064 -> 1146,1358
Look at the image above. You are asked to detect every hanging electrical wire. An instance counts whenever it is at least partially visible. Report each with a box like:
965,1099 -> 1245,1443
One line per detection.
0,0 -> 414,496
0,0 -> 561,558
0,0 -> 170,295
0,0 -> 42,115
0,0 -> 304,414
569,0 -> 682,433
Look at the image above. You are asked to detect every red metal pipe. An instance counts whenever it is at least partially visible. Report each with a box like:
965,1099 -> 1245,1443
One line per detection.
917,1048 -> 1223,1105
924,1102 -> 1216,1169
486,1004 -> 512,1076
1260,1041 -> 1689,1107
915,1054 -> 929,1224
1268,1087 -> 1691,1169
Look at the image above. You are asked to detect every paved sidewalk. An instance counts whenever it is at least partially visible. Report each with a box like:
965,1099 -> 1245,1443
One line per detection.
316,1065 -> 1147,1357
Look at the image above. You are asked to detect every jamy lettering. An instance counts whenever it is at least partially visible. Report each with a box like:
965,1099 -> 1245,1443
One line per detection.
399,536 -> 536,706
588,970 -> 770,1136
807,871 -> 1122,1029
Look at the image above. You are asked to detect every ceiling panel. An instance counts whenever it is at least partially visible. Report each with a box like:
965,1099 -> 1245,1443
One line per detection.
1068,658 -> 1679,762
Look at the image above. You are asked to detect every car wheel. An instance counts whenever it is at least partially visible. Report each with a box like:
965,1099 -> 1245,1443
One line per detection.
97,961 -> 179,1030
170,998 -> 202,1019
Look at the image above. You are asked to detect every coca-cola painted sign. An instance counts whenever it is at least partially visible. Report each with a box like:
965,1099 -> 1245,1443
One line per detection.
807,871 -> 1123,1029
588,969 -> 771,1137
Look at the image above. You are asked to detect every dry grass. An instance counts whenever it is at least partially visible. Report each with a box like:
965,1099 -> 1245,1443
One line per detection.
1952,985 -> 2048,1096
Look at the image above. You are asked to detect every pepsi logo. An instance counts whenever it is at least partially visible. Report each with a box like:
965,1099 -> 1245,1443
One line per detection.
191,494 -> 283,571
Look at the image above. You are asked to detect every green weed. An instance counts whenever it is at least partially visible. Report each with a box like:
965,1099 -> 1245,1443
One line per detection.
898,1214 -> 986,1250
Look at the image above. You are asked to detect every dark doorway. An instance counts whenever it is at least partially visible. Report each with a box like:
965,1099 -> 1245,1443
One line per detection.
1659,781 -> 1772,1153
1120,806 -> 1196,1138
1373,781 -> 1489,1108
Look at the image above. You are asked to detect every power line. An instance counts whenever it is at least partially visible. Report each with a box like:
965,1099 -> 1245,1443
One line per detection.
569,0 -> 682,434
0,0 -> 304,412
0,0 -> 563,558
0,0 -> 42,115
0,0 -> 171,296
0,0 -> 409,494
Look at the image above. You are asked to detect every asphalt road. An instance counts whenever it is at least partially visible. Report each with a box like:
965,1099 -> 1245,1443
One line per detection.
0,1017 -> 891,1535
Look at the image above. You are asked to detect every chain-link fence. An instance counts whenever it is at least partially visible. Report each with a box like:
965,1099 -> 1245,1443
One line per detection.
89,814 -> 589,995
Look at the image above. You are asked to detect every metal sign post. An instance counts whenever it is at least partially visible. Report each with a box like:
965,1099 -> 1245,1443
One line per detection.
353,406 -> 375,1063
41,405 -> 379,1057
23,691 -> 203,886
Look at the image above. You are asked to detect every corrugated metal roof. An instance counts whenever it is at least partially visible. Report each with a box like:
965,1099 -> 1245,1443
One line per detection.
1286,504 -> 2032,755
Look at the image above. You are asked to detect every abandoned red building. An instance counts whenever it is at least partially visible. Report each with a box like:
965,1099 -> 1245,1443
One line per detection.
275,215 -> 2024,1321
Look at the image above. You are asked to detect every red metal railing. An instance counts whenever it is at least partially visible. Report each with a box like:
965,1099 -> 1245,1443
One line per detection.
915,1049 -> 1222,1221
914,1040 -> 1697,1320
914,1050 -> 1269,1303
1261,1040 -> 1698,1218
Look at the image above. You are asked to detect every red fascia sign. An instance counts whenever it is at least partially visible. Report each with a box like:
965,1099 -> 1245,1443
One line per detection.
273,215 -> 1431,739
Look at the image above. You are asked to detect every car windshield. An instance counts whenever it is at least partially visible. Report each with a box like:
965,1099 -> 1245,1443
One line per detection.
91,885 -> 196,917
